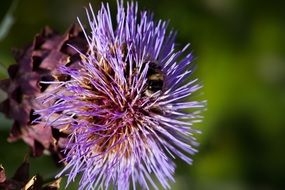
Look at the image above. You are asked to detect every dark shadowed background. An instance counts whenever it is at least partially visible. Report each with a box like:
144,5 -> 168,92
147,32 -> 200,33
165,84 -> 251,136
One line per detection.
1,0 -> 285,189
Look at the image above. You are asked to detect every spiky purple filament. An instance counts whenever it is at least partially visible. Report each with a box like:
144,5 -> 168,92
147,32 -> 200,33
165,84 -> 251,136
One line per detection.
35,2 -> 205,190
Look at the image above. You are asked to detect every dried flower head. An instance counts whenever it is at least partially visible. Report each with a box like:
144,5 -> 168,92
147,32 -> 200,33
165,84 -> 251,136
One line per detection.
0,25 -> 88,158
36,1 -> 205,189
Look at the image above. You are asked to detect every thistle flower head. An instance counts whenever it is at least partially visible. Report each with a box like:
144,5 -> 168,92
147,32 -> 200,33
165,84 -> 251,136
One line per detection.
36,1 -> 205,189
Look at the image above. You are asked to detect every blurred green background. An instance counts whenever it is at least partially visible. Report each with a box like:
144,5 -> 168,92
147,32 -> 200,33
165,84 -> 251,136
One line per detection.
1,0 -> 285,189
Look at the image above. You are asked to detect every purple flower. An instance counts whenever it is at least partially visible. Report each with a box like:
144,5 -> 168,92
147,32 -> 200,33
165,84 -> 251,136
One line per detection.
36,1 -> 205,189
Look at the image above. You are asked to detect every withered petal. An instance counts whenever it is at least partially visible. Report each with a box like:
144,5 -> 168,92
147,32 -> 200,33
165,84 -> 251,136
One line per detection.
12,160 -> 29,183
0,165 -> 6,183
7,121 -> 22,142
0,99 -> 10,116
33,26 -> 55,50
42,177 -> 61,190
40,51 -> 69,71
23,175 -> 43,190
7,64 -> 19,79
0,79 -> 11,91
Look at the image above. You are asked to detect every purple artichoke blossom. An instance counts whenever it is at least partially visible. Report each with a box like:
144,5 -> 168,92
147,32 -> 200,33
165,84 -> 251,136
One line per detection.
36,1 -> 205,189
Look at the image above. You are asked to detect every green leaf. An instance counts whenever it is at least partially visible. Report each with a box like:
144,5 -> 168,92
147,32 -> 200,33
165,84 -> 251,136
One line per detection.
0,0 -> 19,41
0,62 -> 8,79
